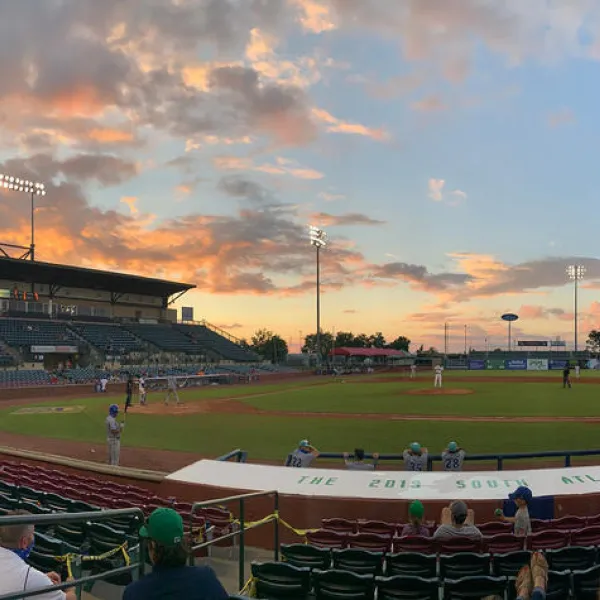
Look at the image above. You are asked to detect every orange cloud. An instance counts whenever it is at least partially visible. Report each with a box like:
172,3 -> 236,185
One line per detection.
294,0 -> 336,33
214,155 -> 324,180
120,196 -> 138,215
411,95 -> 447,112
312,108 -> 390,141
88,128 -> 135,144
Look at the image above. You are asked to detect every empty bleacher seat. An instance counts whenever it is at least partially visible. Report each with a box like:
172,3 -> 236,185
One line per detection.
443,575 -> 507,599
376,575 -> 438,600
280,543 -> 331,570
313,569 -> 375,600
0,318 -> 77,348
385,553 -> 437,579
251,561 -> 311,600
439,552 -> 490,579
331,548 -> 384,576
70,323 -> 145,355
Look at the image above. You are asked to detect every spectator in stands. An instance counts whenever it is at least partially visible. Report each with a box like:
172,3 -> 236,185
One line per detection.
343,448 -> 379,470
441,441 -> 466,471
495,485 -> 532,537
0,509 -> 76,600
400,500 -> 430,537
124,508 -> 228,600
286,439 -> 319,467
433,500 -> 482,540
403,442 -> 428,471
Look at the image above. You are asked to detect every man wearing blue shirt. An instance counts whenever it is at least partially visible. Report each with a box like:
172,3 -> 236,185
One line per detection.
124,508 -> 228,600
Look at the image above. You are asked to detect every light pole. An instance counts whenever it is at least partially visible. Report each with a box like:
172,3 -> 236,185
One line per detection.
309,225 -> 327,367
0,173 -> 46,261
464,324 -> 468,356
566,265 -> 585,352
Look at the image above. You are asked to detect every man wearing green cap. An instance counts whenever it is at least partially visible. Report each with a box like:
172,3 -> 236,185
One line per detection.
442,441 -> 466,471
403,442 -> 428,471
123,508 -> 228,600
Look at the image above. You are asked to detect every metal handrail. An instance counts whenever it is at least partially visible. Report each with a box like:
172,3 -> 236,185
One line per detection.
315,449 -> 600,471
189,490 -> 279,591
0,508 -> 146,600
216,448 -> 248,462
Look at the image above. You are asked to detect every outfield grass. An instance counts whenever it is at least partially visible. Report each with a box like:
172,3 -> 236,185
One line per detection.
0,376 -> 598,460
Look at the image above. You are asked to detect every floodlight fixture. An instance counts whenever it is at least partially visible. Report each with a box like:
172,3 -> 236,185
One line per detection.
0,172 -> 47,260
309,225 -> 327,248
308,225 -> 328,367
566,264 -> 585,352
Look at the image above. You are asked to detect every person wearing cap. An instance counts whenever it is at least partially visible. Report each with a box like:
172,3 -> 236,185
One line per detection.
441,441 -> 466,471
343,448 -> 379,470
106,404 -> 124,466
496,486 -> 532,537
403,442 -> 428,471
433,500 -> 482,540
123,508 -> 228,600
286,439 -> 320,467
400,501 -> 430,537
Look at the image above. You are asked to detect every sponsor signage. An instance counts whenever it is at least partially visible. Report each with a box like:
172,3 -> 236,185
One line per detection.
468,360 -> 486,370
486,359 -> 505,370
527,359 -> 548,371
550,340 -> 567,347
505,359 -> 527,370
167,460 -> 600,501
12,406 -> 85,415
549,360 -> 568,370
517,341 -> 549,347
181,306 -> 194,322
30,345 -> 78,354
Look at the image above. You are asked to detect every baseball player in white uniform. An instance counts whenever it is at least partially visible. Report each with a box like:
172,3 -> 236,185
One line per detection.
106,404 -> 124,466
575,364 -> 581,379
403,442 -> 429,471
441,441 -> 466,471
434,364 -> 443,388
164,376 -> 180,406
138,376 -> 147,405
410,364 -> 417,378
286,440 -> 319,467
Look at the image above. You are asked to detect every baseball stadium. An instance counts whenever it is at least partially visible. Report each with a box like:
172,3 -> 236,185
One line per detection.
0,255 -> 599,600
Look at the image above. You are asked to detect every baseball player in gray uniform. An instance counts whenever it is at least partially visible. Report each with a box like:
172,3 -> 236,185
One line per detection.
165,375 -> 180,406
343,448 -> 379,470
403,442 -> 428,471
441,441 -> 466,471
106,404 -> 124,466
286,439 -> 319,467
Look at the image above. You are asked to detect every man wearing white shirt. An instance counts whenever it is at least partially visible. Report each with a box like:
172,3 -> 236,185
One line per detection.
0,510 -> 76,600
434,364 -> 443,388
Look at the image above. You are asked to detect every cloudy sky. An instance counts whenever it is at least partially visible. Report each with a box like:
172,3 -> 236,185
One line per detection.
1,0 -> 600,352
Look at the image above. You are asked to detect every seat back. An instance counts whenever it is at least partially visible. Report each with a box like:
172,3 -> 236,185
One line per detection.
322,518 -> 358,533
546,570 -> 571,600
251,561 -> 311,600
348,532 -> 391,553
376,575 -> 438,600
491,550 -> 531,578
280,543 -> 331,570
307,529 -> 348,549
385,553 -> 437,579
482,533 -> 524,554
439,552 -> 490,579
332,548 -> 384,576
546,545 -> 597,571
573,564 -> 600,600
443,575 -> 507,600
313,569 -> 375,600
437,537 -> 482,554
571,525 -> 600,547
393,536 -> 435,554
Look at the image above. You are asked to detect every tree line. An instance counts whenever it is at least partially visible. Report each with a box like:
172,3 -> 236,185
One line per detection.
241,329 -> 411,362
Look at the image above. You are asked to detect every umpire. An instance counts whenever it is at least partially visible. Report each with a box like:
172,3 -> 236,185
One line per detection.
125,373 -> 134,413
563,364 -> 572,389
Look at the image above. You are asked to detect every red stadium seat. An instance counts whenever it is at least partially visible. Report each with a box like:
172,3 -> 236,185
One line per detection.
571,526 -> 600,547
347,532 -> 392,553
392,535 -> 436,554
478,521 -> 513,536
357,520 -> 396,537
527,530 -> 569,550
482,534 -> 525,554
437,536 -> 483,554
322,518 -> 357,533
306,529 -> 348,549
552,515 -> 587,531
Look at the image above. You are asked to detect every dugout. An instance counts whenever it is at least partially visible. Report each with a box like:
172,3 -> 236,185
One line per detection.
330,347 -> 413,366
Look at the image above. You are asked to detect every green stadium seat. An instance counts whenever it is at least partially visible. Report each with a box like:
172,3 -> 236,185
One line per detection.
384,553 -> 437,579
0,495 -> 20,511
572,564 -> 600,600
280,543 -> 331,570
439,553 -> 490,579
250,561 -> 311,600
34,532 -> 65,555
19,500 -> 52,515
545,570 -> 572,600
18,486 -> 45,504
332,548 -> 384,576
54,523 -> 87,547
44,492 -> 74,512
101,514 -> 142,534
443,575 -> 507,599
27,549 -> 67,580
0,481 -> 17,496
70,499 -> 100,513
376,575 -> 439,600
546,546 -> 597,571
491,551 -> 531,578
313,569 -> 375,600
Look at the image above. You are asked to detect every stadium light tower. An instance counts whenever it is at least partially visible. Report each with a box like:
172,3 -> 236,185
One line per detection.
566,264 -> 585,352
309,225 -> 327,367
0,173 -> 46,261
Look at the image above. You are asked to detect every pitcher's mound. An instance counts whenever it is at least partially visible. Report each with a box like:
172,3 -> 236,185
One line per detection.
406,388 -> 474,396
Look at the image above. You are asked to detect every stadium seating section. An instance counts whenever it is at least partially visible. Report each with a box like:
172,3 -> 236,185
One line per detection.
0,319 -> 76,348
174,324 -> 260,362
69,323 -> 145,355
3,457 -> 600,598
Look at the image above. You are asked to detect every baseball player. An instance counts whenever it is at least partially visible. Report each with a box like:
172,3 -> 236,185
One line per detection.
403,442 -> 428,471
100,374 -> 108,393
575,364 -> 581,379
106,404 -> 124,466
562,364 -> 572,389
124,374 -> 133,413
434,364 -> 443,388
164,375 -> 180,406
286,439 -> 319,467
410,364 -> 417,379
138,375 -> 147,405
441,441 -> 466,471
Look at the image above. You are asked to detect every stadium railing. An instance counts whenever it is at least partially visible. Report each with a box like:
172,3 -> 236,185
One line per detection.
313,449 -> 600,471
0,508 -> 146,600
217,448 -> 248,462
189,490 -> 279,592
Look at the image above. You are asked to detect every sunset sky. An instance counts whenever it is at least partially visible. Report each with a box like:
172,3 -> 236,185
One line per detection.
1,0 -> 600,352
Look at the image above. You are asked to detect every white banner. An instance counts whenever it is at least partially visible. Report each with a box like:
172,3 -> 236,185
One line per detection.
527,358 -> 548,371
166,460 -> 600,501
30,345 -> 78,354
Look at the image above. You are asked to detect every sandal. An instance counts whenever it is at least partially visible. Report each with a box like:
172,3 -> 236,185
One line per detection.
516,565 -> 533,599
530,552 -> 549,591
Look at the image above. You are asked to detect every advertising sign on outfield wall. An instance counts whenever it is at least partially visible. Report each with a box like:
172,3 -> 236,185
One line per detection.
167,460 -> 600,501
468,360 -> 486,370
505,359 -> 527,370
549,360 -> 568,370
486,359 -> 505,370
527,358 -> 549,371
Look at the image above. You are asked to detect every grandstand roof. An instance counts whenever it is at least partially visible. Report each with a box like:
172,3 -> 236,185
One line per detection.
0,257 -> 195,298
331,347 -> 413,357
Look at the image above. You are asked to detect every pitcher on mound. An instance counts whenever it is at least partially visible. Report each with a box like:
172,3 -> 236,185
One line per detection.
434,364 -> 443,388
